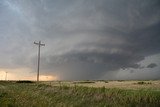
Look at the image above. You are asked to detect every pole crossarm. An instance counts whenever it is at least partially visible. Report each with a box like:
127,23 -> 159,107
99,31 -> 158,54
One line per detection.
34,41 -> 45,46
34,41 -> 45,82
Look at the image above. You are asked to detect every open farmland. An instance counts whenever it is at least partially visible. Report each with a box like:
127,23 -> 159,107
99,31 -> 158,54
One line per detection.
0,80 -> 160,107
45,80 -> 160,90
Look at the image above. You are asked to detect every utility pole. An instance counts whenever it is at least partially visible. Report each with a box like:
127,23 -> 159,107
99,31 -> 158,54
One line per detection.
34,41 -> 45,82
5,72 -> 7,81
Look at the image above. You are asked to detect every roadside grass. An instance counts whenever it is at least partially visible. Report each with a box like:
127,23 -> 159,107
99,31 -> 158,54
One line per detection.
0,81 -> 160,107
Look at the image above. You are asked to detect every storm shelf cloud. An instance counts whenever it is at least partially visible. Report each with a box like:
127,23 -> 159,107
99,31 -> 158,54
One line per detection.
0,0 -> 160,80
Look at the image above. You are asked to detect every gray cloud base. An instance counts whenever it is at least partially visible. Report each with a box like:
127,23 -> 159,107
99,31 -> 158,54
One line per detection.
0,0 -> 160,80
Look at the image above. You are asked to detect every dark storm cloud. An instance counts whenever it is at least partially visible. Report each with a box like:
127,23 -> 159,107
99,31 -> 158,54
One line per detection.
147,63 -> 158,68
0,0 -> 160,80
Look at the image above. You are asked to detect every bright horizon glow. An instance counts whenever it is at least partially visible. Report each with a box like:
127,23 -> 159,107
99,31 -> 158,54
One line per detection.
0,69 -> 58,81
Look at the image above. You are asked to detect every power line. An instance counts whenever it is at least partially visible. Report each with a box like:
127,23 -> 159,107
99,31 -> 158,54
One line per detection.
34,41 -> 45,82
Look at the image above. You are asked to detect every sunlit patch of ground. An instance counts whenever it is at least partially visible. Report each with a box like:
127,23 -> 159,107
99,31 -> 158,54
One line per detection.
43,80 -> 160,90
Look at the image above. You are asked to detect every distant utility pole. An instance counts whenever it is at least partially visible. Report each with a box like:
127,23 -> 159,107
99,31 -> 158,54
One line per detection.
34,41 -> 45,82
5,72 -> 7,81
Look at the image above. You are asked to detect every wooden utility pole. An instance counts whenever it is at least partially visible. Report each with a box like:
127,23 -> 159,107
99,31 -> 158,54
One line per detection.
34,41 -> 45,82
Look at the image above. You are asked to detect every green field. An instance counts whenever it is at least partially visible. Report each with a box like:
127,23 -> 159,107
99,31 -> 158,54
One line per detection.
0,81 -> 160,107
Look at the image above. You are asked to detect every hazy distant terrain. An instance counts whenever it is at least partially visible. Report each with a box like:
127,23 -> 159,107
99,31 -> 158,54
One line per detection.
0,80 -> 160,107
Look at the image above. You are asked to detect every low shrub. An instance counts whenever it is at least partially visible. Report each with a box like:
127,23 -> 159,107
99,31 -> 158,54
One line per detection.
16,80 -> 35,83
117,80 -> 125,82
137,81 -> 152,85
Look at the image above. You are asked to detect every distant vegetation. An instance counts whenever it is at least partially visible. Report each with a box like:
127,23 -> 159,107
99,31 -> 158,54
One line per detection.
0,81 -> 160,107
117,80 -> 125,82
16,80 -> 35,83
136,81 -> 152,85
73,81 -> 95,84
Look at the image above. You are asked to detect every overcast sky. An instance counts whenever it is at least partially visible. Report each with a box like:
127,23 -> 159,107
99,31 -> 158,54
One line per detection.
0,0 -> 160,80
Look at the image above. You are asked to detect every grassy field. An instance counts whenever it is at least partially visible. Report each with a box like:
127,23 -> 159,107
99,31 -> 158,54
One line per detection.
44,80 -> 160,90
0,80 -> 160,107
